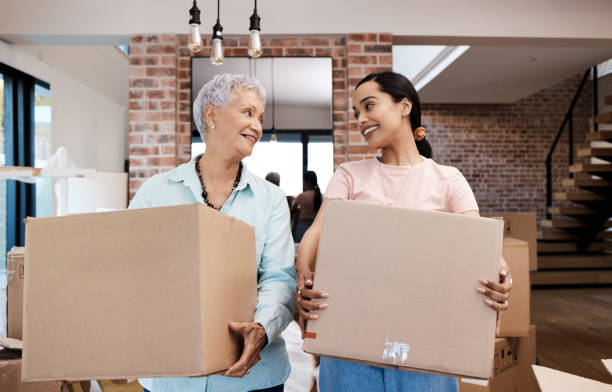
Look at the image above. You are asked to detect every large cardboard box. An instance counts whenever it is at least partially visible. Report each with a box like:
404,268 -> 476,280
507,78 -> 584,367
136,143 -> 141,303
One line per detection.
481,213 -> 537,271
0,339 -> 60,392
303,199 -> 504,379
22,204 -> 257,382
7,247 -> 25,340
497,238 -> 530,337
460,325 -> 537,392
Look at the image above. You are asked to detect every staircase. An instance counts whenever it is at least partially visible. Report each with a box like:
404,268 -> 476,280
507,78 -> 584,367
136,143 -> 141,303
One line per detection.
532,84 -> 612,285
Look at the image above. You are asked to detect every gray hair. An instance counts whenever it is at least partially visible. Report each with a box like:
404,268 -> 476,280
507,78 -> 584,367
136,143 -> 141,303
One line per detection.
193,73 -> 266,139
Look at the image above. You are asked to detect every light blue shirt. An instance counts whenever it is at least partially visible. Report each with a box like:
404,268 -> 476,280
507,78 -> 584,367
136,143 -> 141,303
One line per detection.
129,157 -> 297,392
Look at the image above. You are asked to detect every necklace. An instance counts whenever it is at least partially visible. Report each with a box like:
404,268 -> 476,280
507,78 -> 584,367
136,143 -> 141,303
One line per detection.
195,154 -> 242,210
376,157 -> 423,207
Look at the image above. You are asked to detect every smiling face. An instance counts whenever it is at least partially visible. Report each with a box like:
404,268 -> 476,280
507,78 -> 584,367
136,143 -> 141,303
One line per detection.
352,80 -> 411,150
205,87 -> 265,159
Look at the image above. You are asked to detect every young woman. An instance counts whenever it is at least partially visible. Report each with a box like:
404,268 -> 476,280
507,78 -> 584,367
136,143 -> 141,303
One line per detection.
295,72 -> 512,392
291,170 -> 322,242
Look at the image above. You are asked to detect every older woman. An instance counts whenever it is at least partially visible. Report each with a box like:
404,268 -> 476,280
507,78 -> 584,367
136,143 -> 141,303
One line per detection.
296,72 -> 512,392
129,73 -> 296,392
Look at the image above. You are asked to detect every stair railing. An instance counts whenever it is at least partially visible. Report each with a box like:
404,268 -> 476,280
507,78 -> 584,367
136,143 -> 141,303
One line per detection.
545,68 -> 595,219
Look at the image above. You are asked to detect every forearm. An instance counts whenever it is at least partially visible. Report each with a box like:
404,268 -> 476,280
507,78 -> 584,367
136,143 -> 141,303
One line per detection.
296,225 -> 320,275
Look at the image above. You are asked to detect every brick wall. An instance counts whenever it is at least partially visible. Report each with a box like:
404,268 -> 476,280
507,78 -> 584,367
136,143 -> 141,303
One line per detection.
422,73 -> 593,223
128,34 -> 593,224
128,33 -> 392,199
128,34 -> 179,196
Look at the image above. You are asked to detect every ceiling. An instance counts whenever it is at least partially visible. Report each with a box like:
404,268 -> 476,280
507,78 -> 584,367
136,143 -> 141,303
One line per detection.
2,0 -> 612,44
413,45 -> 612,103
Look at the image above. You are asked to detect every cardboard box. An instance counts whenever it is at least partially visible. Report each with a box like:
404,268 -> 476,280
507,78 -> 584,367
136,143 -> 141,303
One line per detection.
497,238 -> 530,337
532,365 -> 612,391
0,338 -> 60,392
516,325 -> 538,392
7,247 -> 25,340
493,338 -> 517,376
460,325 -> 537,392
22,204 -> 257,382
303,199 -> 504,379
481,213 -> 537,271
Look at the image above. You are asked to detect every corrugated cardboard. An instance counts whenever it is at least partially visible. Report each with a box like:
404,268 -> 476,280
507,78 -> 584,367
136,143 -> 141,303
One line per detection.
22,204 -> 257,382
497,238 -> 530,337
459,325 -> 537,392
459,366 -> 520,392
303,199 -> 504,379
493,338 -> 517,376
516,325 -> 538,392
481,213 -> 537,271
7,247 -> 25,340
0,339 -> 60,392
532,365 -> 612,391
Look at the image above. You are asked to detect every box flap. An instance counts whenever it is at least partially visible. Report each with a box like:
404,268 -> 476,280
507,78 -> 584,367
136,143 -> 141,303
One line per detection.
532,365 -> 612,391
603,360 -> 612,375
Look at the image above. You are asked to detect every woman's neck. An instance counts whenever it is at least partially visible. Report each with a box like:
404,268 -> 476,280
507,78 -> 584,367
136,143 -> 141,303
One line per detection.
380,131 -> 422,166
199,149 -> 241,183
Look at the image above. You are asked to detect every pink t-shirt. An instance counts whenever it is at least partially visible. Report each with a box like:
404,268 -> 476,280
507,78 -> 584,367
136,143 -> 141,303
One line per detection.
325,157 -> 479,213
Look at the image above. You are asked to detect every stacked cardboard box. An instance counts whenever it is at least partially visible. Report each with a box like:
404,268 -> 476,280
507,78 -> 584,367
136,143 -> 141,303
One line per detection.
460,234 -> 537,391
7,246 -> 25,340
481,213 -> 537,271
0,337 -> 61,392
20,204 -> 257,382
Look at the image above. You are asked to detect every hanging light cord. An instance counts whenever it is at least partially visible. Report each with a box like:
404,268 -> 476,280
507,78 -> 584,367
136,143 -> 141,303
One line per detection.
217,0 -> 220,22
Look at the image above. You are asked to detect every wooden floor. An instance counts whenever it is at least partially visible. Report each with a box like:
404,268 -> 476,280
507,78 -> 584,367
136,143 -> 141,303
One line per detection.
531,286 -> 612,383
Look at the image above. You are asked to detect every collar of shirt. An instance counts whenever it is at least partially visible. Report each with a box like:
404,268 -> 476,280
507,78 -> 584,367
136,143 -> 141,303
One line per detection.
167,156 -> 253,208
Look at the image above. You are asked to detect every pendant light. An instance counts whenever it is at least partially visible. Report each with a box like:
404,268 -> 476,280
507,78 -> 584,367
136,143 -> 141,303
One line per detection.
210,0 -> 224,65
248,0 -> 262,58
187,0 -> 204,53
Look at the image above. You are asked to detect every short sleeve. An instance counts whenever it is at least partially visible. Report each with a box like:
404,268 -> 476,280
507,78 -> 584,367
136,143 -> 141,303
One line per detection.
446,170 -> 479,213
324,164 -> 351,200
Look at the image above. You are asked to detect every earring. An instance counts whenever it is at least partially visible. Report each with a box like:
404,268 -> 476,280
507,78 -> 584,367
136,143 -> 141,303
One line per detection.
210,124 -> 215,131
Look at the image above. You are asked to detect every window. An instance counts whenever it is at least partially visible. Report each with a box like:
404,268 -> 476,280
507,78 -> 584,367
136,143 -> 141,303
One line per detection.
34,84 -> 52,218
0,62 -> 50,264
192,131 -> 333,197
0,72 -> 5,267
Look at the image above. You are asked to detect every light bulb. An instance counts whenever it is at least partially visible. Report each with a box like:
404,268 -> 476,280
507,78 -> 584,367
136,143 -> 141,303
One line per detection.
248,29 -> 262,58
188,24 -> 203,53
211,38 -> 224,65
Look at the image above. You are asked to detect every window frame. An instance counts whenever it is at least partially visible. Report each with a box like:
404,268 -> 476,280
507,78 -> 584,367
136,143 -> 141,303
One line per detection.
1,62 -> 50,256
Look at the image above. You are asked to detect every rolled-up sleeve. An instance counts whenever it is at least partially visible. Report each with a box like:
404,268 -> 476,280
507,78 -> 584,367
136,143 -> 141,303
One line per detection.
253,190 -> 297,344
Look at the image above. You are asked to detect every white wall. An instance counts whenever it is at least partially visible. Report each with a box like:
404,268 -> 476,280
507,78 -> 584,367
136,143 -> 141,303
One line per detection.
1,0 -> 612,40
0,43 -> 128,172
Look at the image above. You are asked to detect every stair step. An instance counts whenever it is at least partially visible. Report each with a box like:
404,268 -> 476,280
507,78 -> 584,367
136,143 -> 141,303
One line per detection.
538,229 -> 612,240
548,206 -> 597,215
531,269 -> 612,285
595,111 -> 612,123
569,163 -> 612,176
586,131 -> 612,142
577,147 -> 612,160
541,219 -> 588,229
604,95 -> 612,105
561,178 -> 612,187
537,254 -> 612,269
553,191 -> 605,201
538,241 -> 612,253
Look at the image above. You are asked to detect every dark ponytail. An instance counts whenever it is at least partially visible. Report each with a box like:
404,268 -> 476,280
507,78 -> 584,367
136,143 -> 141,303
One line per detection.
303,171 -> 322,212
355,71 -> 432,158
